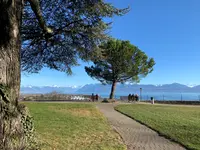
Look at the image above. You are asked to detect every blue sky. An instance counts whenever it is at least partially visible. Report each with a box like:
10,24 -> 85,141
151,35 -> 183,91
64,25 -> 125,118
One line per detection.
21,0 -> 200,86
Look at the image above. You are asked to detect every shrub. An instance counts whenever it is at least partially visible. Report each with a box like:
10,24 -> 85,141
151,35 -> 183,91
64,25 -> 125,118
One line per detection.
101,98 -> 116,103
102,98 -> 109,103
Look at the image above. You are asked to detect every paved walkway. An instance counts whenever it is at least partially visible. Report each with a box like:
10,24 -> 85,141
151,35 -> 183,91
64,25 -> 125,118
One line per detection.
96,103 -> 186,150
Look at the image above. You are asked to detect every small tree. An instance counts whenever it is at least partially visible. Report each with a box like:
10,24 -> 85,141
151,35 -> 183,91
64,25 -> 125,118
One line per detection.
85,39 -> 155,99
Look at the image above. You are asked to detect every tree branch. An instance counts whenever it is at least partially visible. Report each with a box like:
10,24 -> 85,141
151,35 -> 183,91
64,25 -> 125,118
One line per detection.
27,0 -> 53,34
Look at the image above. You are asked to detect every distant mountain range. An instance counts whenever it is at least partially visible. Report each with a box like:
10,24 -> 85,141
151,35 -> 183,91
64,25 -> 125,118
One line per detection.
20,83 -> 200,94
20,85 -> 83,94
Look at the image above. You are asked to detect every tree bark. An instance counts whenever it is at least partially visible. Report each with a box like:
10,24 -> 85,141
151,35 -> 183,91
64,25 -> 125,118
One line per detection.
109,81 -> 117,99
0,0 -> 24,104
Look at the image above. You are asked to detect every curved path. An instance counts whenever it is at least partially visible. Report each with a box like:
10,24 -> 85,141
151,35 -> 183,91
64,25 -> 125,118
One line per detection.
96,103 -> 186,150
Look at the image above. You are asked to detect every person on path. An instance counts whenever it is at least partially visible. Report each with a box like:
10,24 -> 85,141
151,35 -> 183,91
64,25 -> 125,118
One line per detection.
95,94 -> 99,101
128,94 -> 131,102
91,93 -> 95,102
131,94 -> 135,101
135,94 -> 139,101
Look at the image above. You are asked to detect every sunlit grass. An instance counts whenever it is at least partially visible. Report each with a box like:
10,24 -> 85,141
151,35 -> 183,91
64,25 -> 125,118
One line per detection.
24,102 -> 126,150
115,104 -> 200,150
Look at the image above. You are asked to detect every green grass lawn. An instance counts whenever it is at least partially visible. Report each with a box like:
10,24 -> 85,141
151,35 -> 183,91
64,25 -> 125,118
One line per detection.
24,102 -> 126,150
115,104 -> 200,150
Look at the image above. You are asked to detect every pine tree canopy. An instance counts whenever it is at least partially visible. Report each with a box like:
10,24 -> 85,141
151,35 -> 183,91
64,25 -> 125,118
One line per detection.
21,0 -> 129,74
85,39 -> 155,84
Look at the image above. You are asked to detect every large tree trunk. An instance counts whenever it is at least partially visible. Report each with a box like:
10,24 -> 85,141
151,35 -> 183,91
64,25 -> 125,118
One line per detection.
0,0 -> 23,104
109,81 -> 117,99
0,2 -> 36,150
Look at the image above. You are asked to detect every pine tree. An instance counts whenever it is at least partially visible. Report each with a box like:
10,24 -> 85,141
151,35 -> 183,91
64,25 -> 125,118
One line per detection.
85,39 -> 155,99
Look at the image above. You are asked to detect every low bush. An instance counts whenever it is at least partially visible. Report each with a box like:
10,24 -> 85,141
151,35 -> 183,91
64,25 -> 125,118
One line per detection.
102,98 -> 116,103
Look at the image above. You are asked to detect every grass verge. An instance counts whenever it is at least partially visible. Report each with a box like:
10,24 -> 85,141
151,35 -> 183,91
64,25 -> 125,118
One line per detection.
24,102 -> 126,150
115,104 -> 200,150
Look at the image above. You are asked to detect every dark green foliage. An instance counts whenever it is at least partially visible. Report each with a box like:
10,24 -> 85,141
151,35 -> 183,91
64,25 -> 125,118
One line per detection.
101,99 -> 115,103
86,39 -> 155,84
102,98 -> 109,103
21,0 -> 129,74
85,39 -> 155,98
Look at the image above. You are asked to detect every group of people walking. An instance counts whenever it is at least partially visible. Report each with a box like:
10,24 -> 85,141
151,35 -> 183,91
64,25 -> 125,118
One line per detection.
128,94 -> 139,102
91,93 -> 99,102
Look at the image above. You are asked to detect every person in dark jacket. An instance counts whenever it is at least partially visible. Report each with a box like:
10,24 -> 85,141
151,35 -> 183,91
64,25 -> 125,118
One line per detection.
135,94 -> 139,101
95,94 -> 99,101
91,93 -> 95,102
131,94 -> 135,101
128,94 -> 131,102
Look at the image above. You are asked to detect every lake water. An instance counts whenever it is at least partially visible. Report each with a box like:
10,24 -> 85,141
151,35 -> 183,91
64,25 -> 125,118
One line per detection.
98,92 -> 200,101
